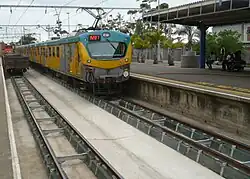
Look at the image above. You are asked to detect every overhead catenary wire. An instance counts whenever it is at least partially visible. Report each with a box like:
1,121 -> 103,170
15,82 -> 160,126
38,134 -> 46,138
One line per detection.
61,0 -> 109,22
15,0 -> 35,25
35,0 -> 80,24
15,0 -> 23,10
7,0 -> 23,38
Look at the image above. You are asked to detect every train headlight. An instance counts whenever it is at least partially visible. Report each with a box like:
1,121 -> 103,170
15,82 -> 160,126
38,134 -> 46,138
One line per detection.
87,59 -> 91,63
125,58 -> 128,62
123,71 -> 129,77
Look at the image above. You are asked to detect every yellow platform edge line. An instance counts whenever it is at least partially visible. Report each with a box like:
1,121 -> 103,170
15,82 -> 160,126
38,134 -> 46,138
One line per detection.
131,73 -> 250,98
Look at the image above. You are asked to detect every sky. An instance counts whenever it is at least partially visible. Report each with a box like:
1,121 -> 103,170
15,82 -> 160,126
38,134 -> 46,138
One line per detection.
0,0 -> 198,43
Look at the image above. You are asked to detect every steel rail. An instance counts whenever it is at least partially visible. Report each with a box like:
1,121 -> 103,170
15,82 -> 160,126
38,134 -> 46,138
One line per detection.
11,76 -> 123,179
121,98 -> 250,153
11,76 -> 67,179
40,72 -> 250,178
104,100 -> 250,175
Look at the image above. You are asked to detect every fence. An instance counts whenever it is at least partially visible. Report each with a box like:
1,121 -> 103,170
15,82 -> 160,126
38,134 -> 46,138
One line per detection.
132,48 -> 250,64
132,48 -> 184,62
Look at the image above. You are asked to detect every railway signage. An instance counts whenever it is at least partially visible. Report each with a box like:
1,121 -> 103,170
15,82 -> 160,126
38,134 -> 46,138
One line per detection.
89,35 -> 101,41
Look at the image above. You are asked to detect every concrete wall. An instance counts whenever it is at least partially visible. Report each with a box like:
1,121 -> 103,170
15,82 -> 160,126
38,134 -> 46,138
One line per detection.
125,77 -> 250,139
132,48 -> 184,62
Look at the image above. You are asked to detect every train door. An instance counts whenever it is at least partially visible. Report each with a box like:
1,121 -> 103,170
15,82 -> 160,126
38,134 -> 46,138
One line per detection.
42,47 -> 46,66
65,43 -> 71,74
38,47 -> 41,64
60,45 -> 67,73
76,43 -> 81,77
45,47 -> 48,67
70,43 -> 76,75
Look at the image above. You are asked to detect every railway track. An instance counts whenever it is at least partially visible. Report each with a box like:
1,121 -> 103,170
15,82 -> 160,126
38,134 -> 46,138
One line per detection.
11,76 -> 122,179
39,71 -> 250,179
116,98 -> 250,165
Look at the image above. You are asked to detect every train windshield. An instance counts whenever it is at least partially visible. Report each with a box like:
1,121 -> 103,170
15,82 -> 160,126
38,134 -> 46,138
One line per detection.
87,41 -> 126,59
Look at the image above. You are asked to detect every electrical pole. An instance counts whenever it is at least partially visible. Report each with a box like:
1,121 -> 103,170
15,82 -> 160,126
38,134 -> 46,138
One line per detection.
157,0 -> 161,64
47,25 -> 51,39
67,12 -> 70,33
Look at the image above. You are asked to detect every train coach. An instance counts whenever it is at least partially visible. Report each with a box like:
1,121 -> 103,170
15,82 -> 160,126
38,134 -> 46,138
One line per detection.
16,30 -> 132,95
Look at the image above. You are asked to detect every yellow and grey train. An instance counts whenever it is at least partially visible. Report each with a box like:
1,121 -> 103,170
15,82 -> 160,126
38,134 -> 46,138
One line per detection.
16,30 -> 132,94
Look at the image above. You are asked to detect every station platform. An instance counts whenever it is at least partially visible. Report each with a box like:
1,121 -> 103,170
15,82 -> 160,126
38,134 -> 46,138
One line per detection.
0,58 -> 14,179
131,60 -> 250,97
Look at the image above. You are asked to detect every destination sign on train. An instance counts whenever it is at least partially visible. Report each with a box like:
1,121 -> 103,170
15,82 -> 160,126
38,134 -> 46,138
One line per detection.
89,35 -> 101,41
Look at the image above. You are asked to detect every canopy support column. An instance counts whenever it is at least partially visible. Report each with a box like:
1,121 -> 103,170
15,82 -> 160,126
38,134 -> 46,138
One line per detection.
199,23 -> 208,69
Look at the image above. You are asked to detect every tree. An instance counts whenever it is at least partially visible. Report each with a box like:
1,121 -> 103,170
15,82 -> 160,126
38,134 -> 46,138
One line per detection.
144,30 -> 166,63
192,30 -> 243,57
101,13 -> 130,34
131,34 -> 151,62
216,30 -> 243,54
18,34 -> 37,45
175,25 -> 200,51
136,0 -> 157,12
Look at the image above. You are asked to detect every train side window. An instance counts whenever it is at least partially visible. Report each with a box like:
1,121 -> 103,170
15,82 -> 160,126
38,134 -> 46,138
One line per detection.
53,47 -> 55,57
56,47 -> 60,57
49,47 -> 51,56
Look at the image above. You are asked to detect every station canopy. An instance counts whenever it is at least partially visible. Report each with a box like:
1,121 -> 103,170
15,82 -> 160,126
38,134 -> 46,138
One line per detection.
142,0 -> 250,26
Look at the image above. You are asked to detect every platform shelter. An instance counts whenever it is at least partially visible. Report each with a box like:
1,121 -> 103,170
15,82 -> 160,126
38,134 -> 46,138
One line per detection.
142,0 -> 250,68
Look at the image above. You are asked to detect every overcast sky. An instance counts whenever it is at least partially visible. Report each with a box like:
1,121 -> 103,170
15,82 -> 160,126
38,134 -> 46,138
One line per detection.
0,0 -> 198,42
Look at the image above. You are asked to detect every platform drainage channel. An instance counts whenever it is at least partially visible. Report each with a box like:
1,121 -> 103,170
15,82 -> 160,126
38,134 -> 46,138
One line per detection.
43,70 -> 250,179
113,99 -> 250,176
117,99 -> 250,165
11,76 -> 122,179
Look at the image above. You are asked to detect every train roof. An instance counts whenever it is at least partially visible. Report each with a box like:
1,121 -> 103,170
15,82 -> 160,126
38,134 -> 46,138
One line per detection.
19,30 -> 130,48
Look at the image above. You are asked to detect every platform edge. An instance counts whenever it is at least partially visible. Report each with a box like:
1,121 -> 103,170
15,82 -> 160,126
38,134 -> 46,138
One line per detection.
0,58 -> 22,179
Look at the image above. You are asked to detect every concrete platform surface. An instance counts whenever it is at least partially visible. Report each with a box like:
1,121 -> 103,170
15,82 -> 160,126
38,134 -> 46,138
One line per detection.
25,69 -> 224,179
0,59 -> 15,179
131,61 -> 250,91
6,79 -> 48,179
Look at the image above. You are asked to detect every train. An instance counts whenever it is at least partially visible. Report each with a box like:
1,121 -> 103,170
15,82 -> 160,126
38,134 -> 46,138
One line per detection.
16,30 -> 132,95
2,54 -> 29,75
0,42 -> 14,56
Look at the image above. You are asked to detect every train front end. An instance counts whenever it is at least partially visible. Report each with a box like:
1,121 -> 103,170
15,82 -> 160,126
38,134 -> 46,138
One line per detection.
79,30 -> 132,94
